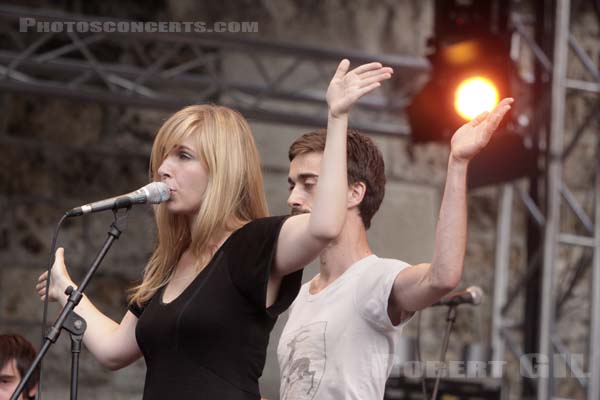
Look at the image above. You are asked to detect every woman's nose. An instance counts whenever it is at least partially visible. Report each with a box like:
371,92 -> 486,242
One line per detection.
157,157 -> 173,179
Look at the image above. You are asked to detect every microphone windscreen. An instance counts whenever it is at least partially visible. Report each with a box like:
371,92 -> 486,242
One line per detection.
145,182 -> 170,204
467,286 -> 484,305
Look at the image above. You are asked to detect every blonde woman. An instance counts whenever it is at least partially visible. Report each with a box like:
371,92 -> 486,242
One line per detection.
35,59 -> 392,399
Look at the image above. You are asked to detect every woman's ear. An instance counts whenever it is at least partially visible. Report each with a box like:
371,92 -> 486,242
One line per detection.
347,181 -> 366,208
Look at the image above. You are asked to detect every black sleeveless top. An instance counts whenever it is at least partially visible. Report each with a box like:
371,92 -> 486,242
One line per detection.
128,216 -> 302,400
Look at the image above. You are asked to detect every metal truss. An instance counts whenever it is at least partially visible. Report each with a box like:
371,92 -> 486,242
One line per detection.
491,1 -> 600,399
0,4 -> 430,137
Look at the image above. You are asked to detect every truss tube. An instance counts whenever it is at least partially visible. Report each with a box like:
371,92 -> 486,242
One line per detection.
0,5 -> 430,72
513,15 -> 553,72
492,184 -> 514,377
516,184 -> 546,227
551,334 -> 587,389
538,1 -> 570,399
568,34 -> 600,82
0,50 -> 401,110
589,140 -> 600,399
558,233 -> 595,247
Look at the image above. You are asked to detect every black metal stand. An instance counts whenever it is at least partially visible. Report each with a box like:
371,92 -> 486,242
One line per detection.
11,209 -> 129,400
430,305 -> 457,400
65,310 -> 86,400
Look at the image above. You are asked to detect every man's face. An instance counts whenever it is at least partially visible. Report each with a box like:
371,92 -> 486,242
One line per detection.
287,152 -> 323,215
0,359 -> 25,400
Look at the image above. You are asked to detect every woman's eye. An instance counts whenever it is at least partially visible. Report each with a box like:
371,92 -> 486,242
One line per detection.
178,152 -> 192,160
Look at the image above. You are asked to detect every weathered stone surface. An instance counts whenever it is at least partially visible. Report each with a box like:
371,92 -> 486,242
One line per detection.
369,181 -> 437,264
7,96 -> 103,146
251,122 -> 314,171
1,266 -> 60,322
263,170 -> 292,216
390,139 -> 450,186
0,143 -> 52,198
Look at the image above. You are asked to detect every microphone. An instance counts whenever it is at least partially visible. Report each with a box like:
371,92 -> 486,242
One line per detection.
66,182 -> 170,217
431,286 -> 484,307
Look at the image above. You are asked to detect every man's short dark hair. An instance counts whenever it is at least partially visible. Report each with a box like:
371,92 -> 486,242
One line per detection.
0,334 -> 38,400
289,129 -> 386,229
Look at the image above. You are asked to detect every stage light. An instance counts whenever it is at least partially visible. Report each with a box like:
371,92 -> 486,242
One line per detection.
407,35 -> 511,143
454,76 -> 499,120
407,0 -> 535,187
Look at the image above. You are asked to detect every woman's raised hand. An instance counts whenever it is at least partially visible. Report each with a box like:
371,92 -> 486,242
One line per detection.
326,59 -> 393,118
36,247 -> 75,304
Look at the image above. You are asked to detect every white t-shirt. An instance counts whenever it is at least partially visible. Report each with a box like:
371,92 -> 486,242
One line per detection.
277,255 -> 412,400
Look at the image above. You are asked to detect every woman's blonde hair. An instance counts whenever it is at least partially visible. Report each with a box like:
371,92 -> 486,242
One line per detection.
130,104 -> 269,306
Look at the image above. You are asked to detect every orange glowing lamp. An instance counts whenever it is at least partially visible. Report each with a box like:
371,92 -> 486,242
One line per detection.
454,77 -> 499,120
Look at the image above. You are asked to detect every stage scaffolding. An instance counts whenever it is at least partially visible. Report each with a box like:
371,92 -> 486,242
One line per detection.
491,1 -> 600,399
0,4 -> 429,137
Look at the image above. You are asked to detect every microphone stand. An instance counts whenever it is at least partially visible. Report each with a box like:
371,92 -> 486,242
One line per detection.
11,209 -> 129,400
430,305 -> 457,400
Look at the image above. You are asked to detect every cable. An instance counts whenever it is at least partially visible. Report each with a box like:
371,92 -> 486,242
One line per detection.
35,212 -> 69,400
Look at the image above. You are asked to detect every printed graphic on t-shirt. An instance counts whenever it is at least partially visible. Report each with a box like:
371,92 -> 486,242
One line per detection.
280,321 -> 327,400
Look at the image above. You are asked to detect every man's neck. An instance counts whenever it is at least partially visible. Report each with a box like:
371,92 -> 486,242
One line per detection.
316,218 -> 373,284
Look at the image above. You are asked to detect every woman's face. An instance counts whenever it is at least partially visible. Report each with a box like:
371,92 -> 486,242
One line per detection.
157,137 -> 209,216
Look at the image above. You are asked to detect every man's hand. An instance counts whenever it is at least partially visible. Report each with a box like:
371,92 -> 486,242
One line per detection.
450,97 -> 514,162
326,59 -> 393,118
